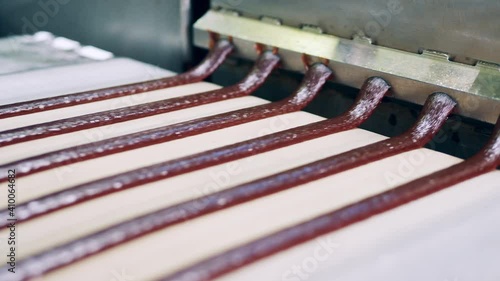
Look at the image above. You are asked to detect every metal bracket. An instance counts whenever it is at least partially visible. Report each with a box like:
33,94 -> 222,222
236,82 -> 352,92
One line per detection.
194,10 -> 500,123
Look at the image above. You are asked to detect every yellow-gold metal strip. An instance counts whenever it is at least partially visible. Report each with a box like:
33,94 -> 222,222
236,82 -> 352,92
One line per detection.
194,10 -> 500,123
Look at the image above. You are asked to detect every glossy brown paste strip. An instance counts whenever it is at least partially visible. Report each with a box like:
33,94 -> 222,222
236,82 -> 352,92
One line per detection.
160,116 -> 500,281
0,77 -> 390,226
2,93 -> 454,281
0,40 -> 233,120
0,52 -> 280,146
0,63 -> 332,181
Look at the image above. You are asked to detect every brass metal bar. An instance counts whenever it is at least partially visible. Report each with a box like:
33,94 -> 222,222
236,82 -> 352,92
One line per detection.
193,10 -> 500,124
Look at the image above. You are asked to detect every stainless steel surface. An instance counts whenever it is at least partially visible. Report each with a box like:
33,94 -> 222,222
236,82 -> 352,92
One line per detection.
0,0 -> 189,72
212,0 -> 500,65
194,10 -> 500,124
0,32 -> 111,75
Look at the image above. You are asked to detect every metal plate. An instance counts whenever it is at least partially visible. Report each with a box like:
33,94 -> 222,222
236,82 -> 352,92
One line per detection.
194,10 -> 500,123
0,0 -> 190,72
212,0 -> 500,65
0,32 -> 112,75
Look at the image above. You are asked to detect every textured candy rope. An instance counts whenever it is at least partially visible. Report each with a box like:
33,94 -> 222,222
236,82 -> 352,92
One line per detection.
0,63 -> 332,182
0,77 -> 389,226
2,92 -> 455,281
161,116 -> 499,281
0,51 -> 280,146
0,40 -> 233,119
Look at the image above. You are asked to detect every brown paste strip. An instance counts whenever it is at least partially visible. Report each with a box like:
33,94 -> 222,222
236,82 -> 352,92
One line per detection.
160,116 -> 500,281
0,52 -> 279,146
0,40 -> 233,120
0,64 -> 332,181
0,77 -> 390,226
2,92 -> 455,281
